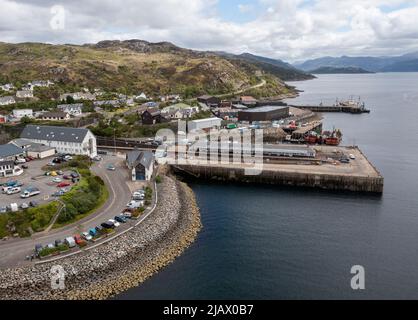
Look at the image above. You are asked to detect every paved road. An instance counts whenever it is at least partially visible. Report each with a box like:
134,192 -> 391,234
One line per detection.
0,155 -> 132,269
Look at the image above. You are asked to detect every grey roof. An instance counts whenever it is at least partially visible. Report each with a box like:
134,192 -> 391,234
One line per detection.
0,144 -> 24,158
241,106 -> 288,113
9,138 -> 34,148
20,125 -> 90,143
27,144 -> 55,153
126,149 -> 154,170
58,103 -> 83,109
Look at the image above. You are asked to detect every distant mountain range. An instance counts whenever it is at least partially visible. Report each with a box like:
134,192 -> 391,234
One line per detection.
295,52 -> 418,73
309,66 -> 374,74
214,52 -> 315,81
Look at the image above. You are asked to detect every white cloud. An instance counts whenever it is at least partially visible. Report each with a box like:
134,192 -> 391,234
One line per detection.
1,0 -> 418,61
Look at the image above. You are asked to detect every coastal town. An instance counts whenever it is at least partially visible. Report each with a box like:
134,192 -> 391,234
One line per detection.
0,73 -> 383,299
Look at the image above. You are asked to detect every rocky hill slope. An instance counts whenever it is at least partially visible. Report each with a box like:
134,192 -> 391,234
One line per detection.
0,40 -> 302,98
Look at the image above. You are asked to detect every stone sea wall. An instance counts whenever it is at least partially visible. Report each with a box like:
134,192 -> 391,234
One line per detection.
0,175 -> 202,300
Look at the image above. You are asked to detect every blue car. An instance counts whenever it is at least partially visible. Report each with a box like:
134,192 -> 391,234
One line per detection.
89,228 -> 97,237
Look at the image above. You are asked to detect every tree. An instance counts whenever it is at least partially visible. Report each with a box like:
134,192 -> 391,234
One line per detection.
66,95 -> 75,104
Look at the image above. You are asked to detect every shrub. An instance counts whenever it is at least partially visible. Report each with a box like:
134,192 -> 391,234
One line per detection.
155,175 -> 163,184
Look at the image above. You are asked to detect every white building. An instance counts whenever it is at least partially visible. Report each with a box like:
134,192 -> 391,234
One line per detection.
126,149 -> 154,181
0,96 -> 16,106
40,111 -> 71,121
12,109 -> 33,119
60,92 -> 96,101
16,90 -> 34,99
0,160 -> 22,178
0,83 -> 15,92
57,104 -> 83,116
188,117 -> 222,132
20,125 -> 97,158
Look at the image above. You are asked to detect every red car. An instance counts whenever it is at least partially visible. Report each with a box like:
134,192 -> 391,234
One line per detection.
73,235 -> 86,246
57,182 -> 71,188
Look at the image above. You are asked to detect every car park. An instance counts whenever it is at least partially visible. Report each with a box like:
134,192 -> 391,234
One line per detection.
82,232 -> 93,241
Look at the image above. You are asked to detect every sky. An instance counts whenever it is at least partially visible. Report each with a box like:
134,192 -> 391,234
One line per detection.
1,0 -> 418,62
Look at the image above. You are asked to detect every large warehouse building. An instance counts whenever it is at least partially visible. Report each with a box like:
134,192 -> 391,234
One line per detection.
238,106 -> 290,122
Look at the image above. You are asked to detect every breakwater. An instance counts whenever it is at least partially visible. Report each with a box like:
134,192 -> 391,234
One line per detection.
172,163 -> 384,193
0,175 -> 202,300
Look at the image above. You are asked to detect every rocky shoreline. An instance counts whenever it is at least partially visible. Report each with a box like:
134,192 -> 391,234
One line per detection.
0,175 -> 202,300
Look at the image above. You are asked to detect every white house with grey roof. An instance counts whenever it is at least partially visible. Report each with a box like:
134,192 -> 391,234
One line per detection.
0,96 -> 16,106
20,125 -> 97,158
126,149 -> 154,181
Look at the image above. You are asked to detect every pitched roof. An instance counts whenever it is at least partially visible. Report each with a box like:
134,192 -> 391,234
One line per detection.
20,125 -> 90,143
126,149 -> 154,170
42,111 -> 68,118
9,138 -> 34,148
0,144 -> 24,158
144,108 -> 161,117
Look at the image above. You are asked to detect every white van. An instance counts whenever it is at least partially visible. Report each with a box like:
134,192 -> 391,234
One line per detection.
65,237 -> 76,248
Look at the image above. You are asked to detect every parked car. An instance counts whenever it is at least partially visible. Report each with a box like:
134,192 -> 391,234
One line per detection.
65,237 -> 76,248
115,215 -> 127,223
107,164 -> 116,171
101,221 -> 115,229
121,212 -> 132,219
70,172 -> 79,179
29,201 -> 38,207
349,154 -> 356,160
57,182 -> 71,188
53,190 -> 65,197
55,239 -> 63,247
56,170 -> 64,175
92,156 -> 102,161
21,164 -> 29,169
52,158 -> 63,164
89,228 -> 97,237
35,244 -> 43,255
20,203 -> 29,209
95,225 -> 104,233
47,161 -> 56,167
63,175 -> 71,180
52,177 -> 62,183
0,206 -> 7,214
108,219 -> 120,227
6,187 -> 21,195
81,232 -> 93,241
127,200 -> 143,209
15,158 -> 26,164
46,243 -> 55,249
73,234 -> 86,246
132,192 -> 145,200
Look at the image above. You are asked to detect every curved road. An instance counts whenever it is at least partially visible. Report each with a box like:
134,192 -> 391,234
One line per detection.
0,156 -> 132,269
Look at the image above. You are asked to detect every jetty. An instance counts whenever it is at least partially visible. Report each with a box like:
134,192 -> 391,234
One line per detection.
288,104 -> 371,114
171,145 -> 384,193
